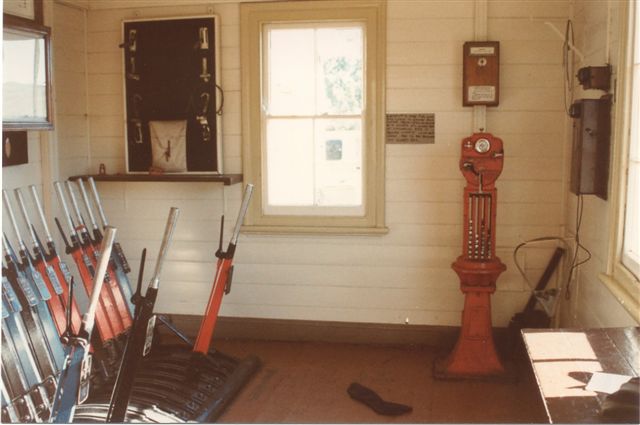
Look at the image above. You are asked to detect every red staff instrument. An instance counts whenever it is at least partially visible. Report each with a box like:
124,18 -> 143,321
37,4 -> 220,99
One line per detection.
193,184 -> 253,355
436,133 -> 507,378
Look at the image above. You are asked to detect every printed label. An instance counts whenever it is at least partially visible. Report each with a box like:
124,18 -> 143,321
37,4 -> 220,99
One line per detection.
468,86 -> 496,102
470,46 -> 495,56
2,277 -> 22,312
30,269 -> 51,301
59,262 -> 73,285
45,266 -> 63,295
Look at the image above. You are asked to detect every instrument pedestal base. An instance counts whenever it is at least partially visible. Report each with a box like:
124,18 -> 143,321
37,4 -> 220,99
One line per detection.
434,289 -> 508,380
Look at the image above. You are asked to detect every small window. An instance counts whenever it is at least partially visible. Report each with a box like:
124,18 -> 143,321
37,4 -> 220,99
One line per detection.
241,0 -> 387,234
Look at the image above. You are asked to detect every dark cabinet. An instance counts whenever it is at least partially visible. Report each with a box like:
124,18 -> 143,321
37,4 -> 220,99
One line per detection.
569,95 -> 611,200
123,16 -> 222,173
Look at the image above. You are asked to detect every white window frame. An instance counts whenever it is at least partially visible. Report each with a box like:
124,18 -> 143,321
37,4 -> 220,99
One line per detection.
600,0 -> 640,321
240,0 -> 387,235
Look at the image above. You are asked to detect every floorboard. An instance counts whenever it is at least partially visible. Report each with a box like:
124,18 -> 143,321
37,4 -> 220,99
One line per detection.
212,339 -> 548,424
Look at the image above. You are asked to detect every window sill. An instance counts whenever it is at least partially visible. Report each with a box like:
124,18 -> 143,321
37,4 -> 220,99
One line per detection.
598,271 -> 640,322
241,224 -> 389,236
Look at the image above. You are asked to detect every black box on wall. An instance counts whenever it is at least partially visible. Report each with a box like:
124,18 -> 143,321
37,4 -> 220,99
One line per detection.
123,16 -> 222,174
569,96 -> 612,200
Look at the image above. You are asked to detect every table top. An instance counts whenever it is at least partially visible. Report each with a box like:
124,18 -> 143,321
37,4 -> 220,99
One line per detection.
522,327 -> 639,424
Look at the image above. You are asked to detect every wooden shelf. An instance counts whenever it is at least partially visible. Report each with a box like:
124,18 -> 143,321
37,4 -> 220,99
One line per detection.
69,173 -> 243,186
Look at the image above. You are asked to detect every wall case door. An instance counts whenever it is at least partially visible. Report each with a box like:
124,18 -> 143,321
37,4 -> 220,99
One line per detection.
123,16 -> 222,173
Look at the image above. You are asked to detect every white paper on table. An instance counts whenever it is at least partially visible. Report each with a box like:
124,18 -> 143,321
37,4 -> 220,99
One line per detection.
585,372 -> 633,394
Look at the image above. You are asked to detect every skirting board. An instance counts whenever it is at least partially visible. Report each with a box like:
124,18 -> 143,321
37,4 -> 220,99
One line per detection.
155,315 -> 511,348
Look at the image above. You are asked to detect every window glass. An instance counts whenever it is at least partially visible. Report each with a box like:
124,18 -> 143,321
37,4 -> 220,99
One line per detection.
263,23 -> 364,216
622,3 -> 640,279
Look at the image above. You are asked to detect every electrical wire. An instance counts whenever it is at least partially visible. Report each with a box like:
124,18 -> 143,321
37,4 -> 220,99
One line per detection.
563,19 -> 575,116
565,194 -> 592,299
513,236 -> 572,294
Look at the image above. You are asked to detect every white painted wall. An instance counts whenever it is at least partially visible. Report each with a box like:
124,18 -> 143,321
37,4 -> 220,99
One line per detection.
8,0 -> 604,329
560,0 -> 637,327
66,0 -> 570,328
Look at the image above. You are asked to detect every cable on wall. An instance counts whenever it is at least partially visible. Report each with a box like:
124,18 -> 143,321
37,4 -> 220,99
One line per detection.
565,194 -> 592,300
563,19 -> 576,116
513,236 -> 571,317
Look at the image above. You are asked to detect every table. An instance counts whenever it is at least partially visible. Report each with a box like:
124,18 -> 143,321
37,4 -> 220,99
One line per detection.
522,327 -> 639,423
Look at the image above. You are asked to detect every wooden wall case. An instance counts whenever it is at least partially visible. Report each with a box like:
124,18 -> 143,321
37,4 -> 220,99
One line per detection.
2,131 -> 28,167
123,16 -> 222,173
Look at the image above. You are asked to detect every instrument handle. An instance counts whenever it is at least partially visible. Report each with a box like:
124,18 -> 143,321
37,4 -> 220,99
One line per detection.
83,226 -> 117,336
230,184 -> 254,246
149,207 -> 180,290
2,190 -> 26,252
29,185 -> 53,243
54,182 -> 77,236
65,181 -> 86,228
77,179 -> 99,231
14,189 -> 39,249
88,177 -> 109,228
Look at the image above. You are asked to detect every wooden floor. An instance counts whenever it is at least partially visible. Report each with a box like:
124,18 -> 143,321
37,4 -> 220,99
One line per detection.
213,339 -> 548,423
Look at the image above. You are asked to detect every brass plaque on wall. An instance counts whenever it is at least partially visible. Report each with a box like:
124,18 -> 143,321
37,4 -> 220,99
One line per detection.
386,113 -> 435,144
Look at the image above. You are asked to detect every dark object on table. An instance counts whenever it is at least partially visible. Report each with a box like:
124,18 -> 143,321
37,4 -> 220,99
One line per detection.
600,378 -> 640,423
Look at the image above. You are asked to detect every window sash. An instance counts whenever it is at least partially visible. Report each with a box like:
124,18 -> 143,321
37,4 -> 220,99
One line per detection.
240,0 -> 387,234
621,2 -> 640,279
261,20 -> 366,216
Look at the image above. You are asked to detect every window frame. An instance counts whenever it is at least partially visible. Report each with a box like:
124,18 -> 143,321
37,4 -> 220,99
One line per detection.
240,0 -> 387,235
600,0 -> 640,320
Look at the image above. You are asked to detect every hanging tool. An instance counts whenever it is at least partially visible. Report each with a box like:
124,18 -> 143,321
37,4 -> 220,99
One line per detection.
200,57 -> 211,82
54,181 -> 117,343
199,27 -> 209,50
193,184 -> 253,355
50,226 -> 117,423
106,207 -> 180,423
197,93 -> 211,142
28,185 -> 83,334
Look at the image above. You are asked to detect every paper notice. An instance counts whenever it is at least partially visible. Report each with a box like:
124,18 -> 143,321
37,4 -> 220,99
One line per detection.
585,372 -> 633,394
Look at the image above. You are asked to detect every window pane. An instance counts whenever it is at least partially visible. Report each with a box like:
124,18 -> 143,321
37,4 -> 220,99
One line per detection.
266,28 -> 315,116
623,162 -> 639,274
265,118 -> 363,210
266,118 -> 315,206
316,26 -> 363,115
622,7 -> 640,278
314,118 -> 362,206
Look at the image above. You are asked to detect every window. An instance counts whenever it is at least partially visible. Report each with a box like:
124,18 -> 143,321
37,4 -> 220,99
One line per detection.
600,0 -> 640,317
241,0 -> 387,234
622,0 -> 640,279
